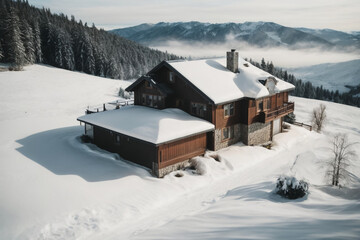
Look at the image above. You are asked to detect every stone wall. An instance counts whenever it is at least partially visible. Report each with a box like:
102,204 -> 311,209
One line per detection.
153,159 -> 190,178
214,123 -> 241,151
240,122 -> 271,145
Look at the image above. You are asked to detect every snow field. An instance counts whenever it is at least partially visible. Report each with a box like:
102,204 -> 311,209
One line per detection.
0,65 -> 359,239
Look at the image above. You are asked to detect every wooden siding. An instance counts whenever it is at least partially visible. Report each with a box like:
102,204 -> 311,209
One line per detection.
237,92 -> 293,125
157,133 -> 207,169
134,81 -> 166,109
153,66 -> 213,122
213,101 -> 241,129
93,126 -> 157,169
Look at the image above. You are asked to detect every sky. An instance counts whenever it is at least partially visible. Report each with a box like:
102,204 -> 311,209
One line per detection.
27,0 -> 360,32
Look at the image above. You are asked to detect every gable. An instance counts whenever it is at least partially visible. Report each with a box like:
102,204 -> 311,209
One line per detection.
149,62 -> 215,104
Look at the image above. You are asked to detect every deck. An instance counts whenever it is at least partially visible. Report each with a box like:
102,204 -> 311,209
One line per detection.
259,102 -> 294,123
85,99 -> 134,114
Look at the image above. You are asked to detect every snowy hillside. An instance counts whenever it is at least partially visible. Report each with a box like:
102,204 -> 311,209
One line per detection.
288,59 -> 360,93
1,65 -> 359,240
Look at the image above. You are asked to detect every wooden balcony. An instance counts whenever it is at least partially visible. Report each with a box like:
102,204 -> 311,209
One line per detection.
259,102 -> 294,123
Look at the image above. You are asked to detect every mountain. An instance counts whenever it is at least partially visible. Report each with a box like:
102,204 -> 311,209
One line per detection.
296,27 -> 360,50
0,0 -> 179,79
287,59 -> 360,93
110,21 -> 360,51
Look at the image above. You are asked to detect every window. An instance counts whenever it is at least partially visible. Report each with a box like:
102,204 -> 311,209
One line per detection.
142,94 -> 146,105
259,101 -> 263,111
224,103 -> 234,117
142,94 -> 162,108
85,124 -> 94,139
191,102 -> 207,117
222,126 -> 234,140
250,100 -> 255,108
169,72 -> 175,83
115,135 -> 121,144
145,81 -> 152,88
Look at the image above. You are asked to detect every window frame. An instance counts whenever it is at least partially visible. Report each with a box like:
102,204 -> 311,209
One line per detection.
169,72 -> 175,83
142,93 -> 163,108
145,81 -> 152,89
222,125 -> 234,141
115,134 -> 121,144
224,103 -> 234,117
190,102 -> 207,117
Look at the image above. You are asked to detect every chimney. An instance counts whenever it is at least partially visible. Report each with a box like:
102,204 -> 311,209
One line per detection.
226,49 -> 239,73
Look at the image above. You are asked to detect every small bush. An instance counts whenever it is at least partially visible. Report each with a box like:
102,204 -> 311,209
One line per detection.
118,87 -> 131,99
276,176 -> 309,199
175,172 -> 184,177
282,123 -> 291,130
284,112 -> 296,124
189,158 -> 207,175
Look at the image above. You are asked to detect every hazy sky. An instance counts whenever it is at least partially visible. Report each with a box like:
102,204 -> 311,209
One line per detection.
27,0 -> 360,31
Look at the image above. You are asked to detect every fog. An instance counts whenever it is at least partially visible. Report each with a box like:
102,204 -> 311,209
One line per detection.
151,40 -> 360,68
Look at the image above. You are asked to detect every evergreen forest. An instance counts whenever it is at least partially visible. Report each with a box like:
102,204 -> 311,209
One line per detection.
0,0 -> 179,79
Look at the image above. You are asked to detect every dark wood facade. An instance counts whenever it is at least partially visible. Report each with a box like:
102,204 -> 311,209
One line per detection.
82,123 -> 208,177
157,133 -> 207,169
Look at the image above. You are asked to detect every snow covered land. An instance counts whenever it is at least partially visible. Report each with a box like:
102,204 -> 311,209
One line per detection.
0,65 -> 359,240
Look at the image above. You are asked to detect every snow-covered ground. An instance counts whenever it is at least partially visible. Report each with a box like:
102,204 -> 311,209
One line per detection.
0,65 -> 359,240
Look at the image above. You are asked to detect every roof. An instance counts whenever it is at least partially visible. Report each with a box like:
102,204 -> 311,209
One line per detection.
77,106 -> 214,145
167,57 -> 295,104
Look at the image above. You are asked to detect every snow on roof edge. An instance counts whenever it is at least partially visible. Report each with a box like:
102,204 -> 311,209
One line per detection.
77,106 -> 214,145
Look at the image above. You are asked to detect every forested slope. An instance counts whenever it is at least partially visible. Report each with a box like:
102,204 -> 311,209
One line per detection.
0,0 -> 179,79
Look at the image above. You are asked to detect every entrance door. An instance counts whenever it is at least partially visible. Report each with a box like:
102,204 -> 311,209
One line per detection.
273,118 -> 281,136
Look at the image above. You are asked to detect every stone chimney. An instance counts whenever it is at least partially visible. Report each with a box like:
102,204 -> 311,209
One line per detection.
226,49 -> 239,73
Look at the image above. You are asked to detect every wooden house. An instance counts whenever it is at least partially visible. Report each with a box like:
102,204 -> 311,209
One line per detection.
78,50 -> 295,177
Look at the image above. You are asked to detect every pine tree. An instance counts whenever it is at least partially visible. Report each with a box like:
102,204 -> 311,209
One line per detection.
3,6 -> 26,68
20,19 -> 36,64
0,41 -> 3,60
261,58 -> 266,70
32,20 -> 42,62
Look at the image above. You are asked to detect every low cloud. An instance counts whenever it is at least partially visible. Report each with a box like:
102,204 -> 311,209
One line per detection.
150,40 -> 360,68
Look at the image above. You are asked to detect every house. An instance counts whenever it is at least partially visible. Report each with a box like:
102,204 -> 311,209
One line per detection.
77,50 -> 295,177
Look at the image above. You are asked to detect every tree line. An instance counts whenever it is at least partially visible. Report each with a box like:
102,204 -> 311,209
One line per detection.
246,58 -> 360,108
0,0 -> 180,79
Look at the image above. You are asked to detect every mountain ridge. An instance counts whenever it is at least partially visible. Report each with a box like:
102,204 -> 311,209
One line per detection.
110,21 -> 359,51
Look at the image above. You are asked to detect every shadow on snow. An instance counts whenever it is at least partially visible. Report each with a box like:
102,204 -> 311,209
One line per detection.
16,126 -> 152,182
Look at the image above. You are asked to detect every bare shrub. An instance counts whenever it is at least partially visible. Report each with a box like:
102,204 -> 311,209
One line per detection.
312,104 -> 326,132
325,134 -> 357,187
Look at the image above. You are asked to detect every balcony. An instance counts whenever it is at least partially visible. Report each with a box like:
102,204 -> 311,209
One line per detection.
259,102 -> 294,123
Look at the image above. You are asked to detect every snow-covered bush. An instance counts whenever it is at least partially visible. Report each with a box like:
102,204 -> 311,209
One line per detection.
284,112 -> 296,124
275,176 -> 309,199
118,87 -> 131,99
189,157 -> 207,175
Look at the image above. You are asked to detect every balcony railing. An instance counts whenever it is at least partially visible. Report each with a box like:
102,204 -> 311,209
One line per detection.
259,102 -> 294,123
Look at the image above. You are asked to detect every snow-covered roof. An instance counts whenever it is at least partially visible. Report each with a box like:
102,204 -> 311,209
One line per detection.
168,57 -> 295,104
77,106 -> 214,145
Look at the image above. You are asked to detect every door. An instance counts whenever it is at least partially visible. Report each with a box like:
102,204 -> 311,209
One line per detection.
273,118 -> 281,136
